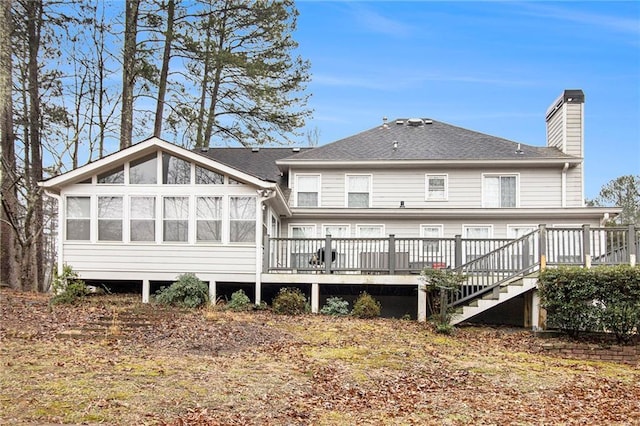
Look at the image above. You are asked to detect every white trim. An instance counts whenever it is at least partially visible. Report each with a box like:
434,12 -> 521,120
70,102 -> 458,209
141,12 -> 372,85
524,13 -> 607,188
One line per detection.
294,173 -> 321,208
425,174 -> 448,201
345,173 -> 372,208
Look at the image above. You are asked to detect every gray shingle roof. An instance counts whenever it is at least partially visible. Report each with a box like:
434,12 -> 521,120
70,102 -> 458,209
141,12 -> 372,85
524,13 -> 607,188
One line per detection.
282,118 -> 576,162
194,147 -> 308,183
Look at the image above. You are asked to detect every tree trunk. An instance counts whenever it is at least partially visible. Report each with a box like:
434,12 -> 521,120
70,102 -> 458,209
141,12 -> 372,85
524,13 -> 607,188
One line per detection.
153,0 -> 175,138
0,0 -> 20,289
120,0 -> 140,149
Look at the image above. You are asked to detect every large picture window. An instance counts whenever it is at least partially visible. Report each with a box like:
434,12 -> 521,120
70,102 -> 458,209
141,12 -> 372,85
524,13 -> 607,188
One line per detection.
230,196 -> 255,243
162,153 -> 191,184
130,197 -> 156,242
296,175 -> 319,207
98,196 -> 123,241
347,175 -> 371,208
197,197 -> 222,242
163,197 -> 189,242
66,196 -> 91,240
130,153 -> 157,184
483,174 -> 517,207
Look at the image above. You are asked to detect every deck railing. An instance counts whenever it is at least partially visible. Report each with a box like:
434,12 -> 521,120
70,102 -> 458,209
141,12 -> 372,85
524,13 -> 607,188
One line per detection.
264,225 -> 638,277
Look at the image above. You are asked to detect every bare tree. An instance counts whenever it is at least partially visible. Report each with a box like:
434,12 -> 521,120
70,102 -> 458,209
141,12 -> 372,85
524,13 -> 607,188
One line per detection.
120,0 -> 140,149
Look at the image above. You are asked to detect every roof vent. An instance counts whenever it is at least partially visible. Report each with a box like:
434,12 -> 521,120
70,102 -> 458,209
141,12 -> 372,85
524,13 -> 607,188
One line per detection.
382,116 -> 389,129
292,147 -> 300,152
395,119 -> 404,125
423,119 -> 433,124
407,118 -> 424,127
251,147 -> 259,152
200,147 -> 209,152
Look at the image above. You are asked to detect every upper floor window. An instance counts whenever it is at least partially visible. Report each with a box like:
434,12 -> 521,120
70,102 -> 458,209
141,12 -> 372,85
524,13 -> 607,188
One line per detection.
197,196 -> 222,242
162,153 -> 191,184
347,175 -> 371,208
426,174 -> 447,201
483,174 -> 517,207
66,196 -> 90,240
130,197 -> 156,242
130,153 -> 157,184
230,196 -> 255,243
163,196 -> 189,242
98,166 -> 124,184
195,166 -> 224,184
98,196 -> 123,241
296,175 -> 319,207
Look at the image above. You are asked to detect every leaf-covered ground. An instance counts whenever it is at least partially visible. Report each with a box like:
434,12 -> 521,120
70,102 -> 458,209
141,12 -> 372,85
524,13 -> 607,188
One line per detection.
1,288 -> 638,425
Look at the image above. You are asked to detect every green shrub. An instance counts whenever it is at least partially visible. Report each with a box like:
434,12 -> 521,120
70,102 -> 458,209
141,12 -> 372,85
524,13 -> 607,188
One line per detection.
272,287 -> 307,315
420,268 -> 465,331
351,292 -> 381,318
156,273 -> 209,308
320,296 -> 350,316
227,289 -> 252,311
50,265 -> 88,305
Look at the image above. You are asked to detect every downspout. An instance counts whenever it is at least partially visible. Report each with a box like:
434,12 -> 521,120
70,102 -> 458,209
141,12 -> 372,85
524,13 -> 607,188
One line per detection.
255,188 -> 277,305
43,189 -> 64,279
561,162 -> 569,208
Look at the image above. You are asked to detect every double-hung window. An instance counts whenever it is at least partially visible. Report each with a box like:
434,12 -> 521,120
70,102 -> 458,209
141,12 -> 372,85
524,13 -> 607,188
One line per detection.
483,174 -> 517,207
230,196 -> 255,243
98,196 -> 123,241
130,197 -> 156,242
197,197 -> 222,242
66,196 -> 91,241
163,196 -> 189,242
356,224 -> 384,238
426,174 -> 447,201
420,225 -> 443,256
296,175 -> 319,207
347,175 -> 371,208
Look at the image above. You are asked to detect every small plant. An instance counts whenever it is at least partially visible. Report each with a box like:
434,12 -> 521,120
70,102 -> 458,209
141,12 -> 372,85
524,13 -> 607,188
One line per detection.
155,273 -> 209,308
272,287 -> 308,315
50,264 -> 88,305
320,296 -> 350,316
227,289 -> 252,311
351,292 -> 381,318
420,268 -> 466,333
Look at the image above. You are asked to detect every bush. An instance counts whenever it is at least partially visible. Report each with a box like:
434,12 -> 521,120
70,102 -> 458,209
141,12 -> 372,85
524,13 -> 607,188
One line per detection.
320,296 -> 350,316
420,268 -> 465,331
351,292 -> 381,318
227,289 -> 252,311
272,287 -> 307,315
156,273 -> 209,308
50,265 -> 88,305
539,265 -> 640,343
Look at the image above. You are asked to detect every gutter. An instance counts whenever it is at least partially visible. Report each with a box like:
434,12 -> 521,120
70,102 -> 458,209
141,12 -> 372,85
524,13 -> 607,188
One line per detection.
561,162 -> 569,208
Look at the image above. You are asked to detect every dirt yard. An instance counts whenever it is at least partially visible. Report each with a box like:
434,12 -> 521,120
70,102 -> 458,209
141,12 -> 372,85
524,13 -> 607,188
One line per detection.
1,288 -> 638,425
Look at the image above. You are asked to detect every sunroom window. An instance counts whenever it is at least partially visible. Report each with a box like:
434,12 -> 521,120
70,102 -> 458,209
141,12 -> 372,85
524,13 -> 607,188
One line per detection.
130,153 -> 157,184
98,166 -> 124,184
195,166 -> 224,184
197,197 -> 222,242
66,196 -> 90,240
163,197 -> 189,242
162,153 -> 191,184
98,196 -> 123,241
230,196 -> 255,243
130,197 -> 156,242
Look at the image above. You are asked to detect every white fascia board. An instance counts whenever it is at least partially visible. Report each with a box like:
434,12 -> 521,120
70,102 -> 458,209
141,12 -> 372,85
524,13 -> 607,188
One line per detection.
289,207 -> 620,221
276,158 -> 582,169
39,137 -> 275,193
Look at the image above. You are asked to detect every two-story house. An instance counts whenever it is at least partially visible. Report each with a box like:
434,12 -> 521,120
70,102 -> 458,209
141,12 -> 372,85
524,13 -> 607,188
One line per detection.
40,90 -> 630,327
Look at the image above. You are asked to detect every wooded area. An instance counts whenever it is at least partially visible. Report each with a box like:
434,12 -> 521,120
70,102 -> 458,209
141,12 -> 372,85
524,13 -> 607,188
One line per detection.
0,0 -> 311,291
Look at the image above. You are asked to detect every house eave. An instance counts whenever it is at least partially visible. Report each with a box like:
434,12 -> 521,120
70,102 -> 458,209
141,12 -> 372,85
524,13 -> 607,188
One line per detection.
276,158 -> 582,170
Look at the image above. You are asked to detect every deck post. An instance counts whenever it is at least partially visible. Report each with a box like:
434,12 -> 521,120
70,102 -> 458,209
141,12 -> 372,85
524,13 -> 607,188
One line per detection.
325,234 -> 332,274
263,233 -> 270,273
417,283 -> 427,322
539,224 -> 547,269
209,280 -> 217,305
389,234 -> 396,274
142,279 -> 150,304
582,225 -> 591,268
531,290 -> 542,331
311,283 -> 320,314
628,225 -> 636,267
454,235 -> 462,268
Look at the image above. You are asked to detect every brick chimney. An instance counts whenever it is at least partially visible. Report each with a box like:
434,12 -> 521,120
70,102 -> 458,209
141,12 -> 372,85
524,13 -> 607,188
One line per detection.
545,89 -> 585,157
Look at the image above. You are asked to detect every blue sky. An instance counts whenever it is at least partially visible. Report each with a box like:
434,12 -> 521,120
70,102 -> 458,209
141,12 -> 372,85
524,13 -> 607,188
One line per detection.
292,1 -> 640,200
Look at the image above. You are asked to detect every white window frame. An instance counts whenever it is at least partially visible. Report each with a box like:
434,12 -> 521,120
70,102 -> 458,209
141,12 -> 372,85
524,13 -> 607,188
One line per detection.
345,174 -> 372,208
295,174 -> 321,207
196,196 -> 223,243
425,174 -> 448,201
130,196 -> 157,243
462,224 -> 493,263
355,224 -> 385,238
162,196 -> 190,243
482,173 -> 519,208
65,196 -> 92,241
97,196 -> 124,242
322,224 -> 351,238
420,224 -> 444,256
229,196 -> 256,243
507,225 -> 537,239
